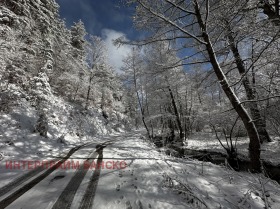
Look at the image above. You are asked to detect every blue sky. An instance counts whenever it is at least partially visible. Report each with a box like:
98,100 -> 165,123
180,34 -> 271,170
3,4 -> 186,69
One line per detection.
56,0 -> 138,71
56,0 -> 137,39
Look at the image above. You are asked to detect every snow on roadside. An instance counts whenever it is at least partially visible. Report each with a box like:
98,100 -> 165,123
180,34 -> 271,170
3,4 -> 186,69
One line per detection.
187,132 -> 280,165
0,92 -> 113,187
87,131 -> 280,209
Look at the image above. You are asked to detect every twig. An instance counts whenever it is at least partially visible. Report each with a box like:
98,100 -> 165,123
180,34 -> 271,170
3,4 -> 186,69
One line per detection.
238,189 -> 251,208
259,177 -> 270,209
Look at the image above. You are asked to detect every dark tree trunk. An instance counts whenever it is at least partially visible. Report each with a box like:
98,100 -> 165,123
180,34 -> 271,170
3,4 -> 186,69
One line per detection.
145,86 -> 154,137
168,86 -> 184,143
85,72 -> 93,110
194,0 -> 262,172
132,63 -> 151,139
259,0 -> 280,25
276,0 -> 280,16
227,30 -> 272,143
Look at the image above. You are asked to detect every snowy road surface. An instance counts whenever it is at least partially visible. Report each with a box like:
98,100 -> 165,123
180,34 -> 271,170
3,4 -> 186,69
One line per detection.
0,131 -> 280,209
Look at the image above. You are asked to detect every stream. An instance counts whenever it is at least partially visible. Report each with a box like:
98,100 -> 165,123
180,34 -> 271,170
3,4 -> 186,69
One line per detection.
154,139 -> 280,184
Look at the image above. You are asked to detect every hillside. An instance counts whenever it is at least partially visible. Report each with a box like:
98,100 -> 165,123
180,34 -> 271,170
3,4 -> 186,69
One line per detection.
0,0 -> 130,161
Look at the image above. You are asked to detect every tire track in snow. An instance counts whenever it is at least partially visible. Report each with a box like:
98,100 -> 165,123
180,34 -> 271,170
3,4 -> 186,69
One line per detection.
0,164 -> 46,197
52,140 -> 113,209
0,143 -> 89,208
51,149 -> 99,209
78,147 -> 104,209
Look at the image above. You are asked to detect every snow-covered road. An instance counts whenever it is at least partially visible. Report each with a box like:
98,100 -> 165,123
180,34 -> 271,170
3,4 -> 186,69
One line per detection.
0,131 -> 280,209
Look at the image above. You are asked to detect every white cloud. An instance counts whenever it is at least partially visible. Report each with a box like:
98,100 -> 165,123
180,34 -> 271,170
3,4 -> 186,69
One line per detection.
101,29 -> 131,73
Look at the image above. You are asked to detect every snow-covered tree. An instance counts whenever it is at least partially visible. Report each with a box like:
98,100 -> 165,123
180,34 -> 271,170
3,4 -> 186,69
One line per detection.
70,20 -> 87,58
118,0 -> 280,172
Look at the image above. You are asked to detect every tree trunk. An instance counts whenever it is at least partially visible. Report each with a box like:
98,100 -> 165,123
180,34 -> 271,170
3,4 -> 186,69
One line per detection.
145,83 -> 154,137
168,86 -> 184,143
133,65 -> 151,139
194,0 -> 261,172
85,72 -> 93,110
259,0 -> 280,25
276,0 -> 280,16
227,30 -> 272,143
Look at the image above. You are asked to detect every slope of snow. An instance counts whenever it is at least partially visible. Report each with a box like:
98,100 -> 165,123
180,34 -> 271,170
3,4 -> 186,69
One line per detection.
0,88 -> 122,187
0,131 -> 280,208
93,131 -> 280,209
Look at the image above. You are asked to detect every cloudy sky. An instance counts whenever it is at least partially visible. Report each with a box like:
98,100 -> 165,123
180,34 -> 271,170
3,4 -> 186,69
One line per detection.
56,0 -> 138,72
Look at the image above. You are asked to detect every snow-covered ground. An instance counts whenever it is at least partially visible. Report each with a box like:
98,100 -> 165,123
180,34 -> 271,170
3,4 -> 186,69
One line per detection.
0,131 -> 280,209
0,84 -> 129,186
187,132 -> 280,166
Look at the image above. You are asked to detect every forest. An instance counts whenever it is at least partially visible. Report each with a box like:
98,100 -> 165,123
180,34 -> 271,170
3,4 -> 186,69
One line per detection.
117,0 -> 280,173
1,0 -> 280,171
0,0 -> 280,208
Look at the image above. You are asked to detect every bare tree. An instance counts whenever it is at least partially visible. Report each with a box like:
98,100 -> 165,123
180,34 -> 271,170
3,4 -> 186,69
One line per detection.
122,48 -> 152,139
86,36 -> 108,109
209,0 -> 275,143
118,0 -> 263,172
